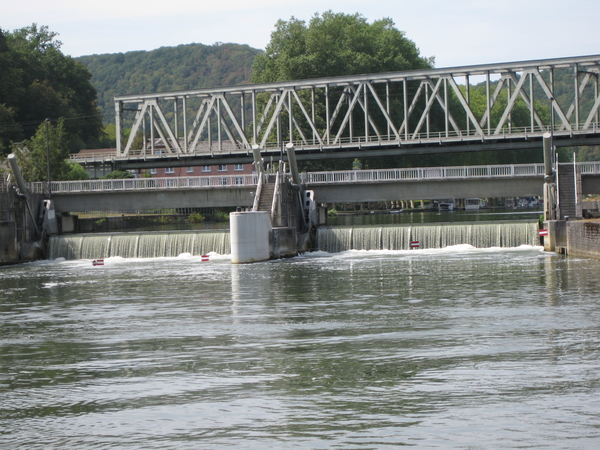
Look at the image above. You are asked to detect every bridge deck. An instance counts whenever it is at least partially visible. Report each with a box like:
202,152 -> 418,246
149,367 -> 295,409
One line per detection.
16,162 -> 600,213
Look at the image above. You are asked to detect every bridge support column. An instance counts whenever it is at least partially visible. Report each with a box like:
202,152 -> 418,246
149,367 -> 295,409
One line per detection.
230,211 -> 272,264
543,132 -> 557,221
252,144 -> 264,174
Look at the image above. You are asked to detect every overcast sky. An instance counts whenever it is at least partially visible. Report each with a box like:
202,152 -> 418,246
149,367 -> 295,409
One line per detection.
1,0 -> 598,69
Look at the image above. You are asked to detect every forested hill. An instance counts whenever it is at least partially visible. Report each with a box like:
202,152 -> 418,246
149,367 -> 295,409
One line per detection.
76,42 -> 262,124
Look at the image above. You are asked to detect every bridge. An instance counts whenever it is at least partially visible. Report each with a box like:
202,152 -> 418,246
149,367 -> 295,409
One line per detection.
109,54 -> 600,170
22,162 -> 600,213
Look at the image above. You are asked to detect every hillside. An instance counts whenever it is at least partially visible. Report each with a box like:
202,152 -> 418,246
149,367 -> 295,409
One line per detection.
76,42 -> 262,124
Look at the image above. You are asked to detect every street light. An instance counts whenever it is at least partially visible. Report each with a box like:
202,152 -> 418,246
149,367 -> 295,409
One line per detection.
45,118 -> 51,197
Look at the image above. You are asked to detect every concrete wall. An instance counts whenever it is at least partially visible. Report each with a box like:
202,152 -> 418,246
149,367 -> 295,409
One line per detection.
271,227 -> 298,259
0,221 -> 18,264
309,177 -> 544,203
567,220 -> 600,259
53,187 -> 255,213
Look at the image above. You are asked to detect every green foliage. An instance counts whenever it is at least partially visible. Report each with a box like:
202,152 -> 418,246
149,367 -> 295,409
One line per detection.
76,43 -> 261,125
0,24 -> 103,156
562,145 -> 600,162
12,118 -> 72,181
65,161 -> 89,180
188,212 -> 205,223
212,210 -> 230,222
100,170 -> 134,179
252,11 -> 433,83
253,11 -> 433,171
327,208 -> 338,217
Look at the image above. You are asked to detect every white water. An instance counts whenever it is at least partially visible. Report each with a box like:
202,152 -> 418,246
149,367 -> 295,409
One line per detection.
48,230 -> 231,260
317,221 -> 539,252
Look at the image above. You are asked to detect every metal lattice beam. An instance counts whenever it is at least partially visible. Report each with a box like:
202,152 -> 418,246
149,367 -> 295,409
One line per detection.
115,55 -> 600,163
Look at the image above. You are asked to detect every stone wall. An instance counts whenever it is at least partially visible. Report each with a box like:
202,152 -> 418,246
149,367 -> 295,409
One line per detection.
567,220 -> 600,259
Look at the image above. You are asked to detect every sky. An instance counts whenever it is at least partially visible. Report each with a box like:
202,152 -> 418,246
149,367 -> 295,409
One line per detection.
1,0 -> 598,69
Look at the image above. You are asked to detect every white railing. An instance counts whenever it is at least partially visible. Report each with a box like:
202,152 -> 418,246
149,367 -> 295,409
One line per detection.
15,162 -> 600,194
302,163 -> 547,185
580,161 -> 600,174
38,174 -> 259,194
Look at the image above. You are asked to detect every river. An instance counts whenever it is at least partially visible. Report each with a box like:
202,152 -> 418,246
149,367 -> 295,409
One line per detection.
2,237 -> 600,448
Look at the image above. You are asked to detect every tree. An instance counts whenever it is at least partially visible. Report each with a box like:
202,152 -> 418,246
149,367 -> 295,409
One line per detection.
13,118 -> 71,181
252,12 -> 436,170
76,42 -> 260,125
252,11 -> 433,83
0,24 -> 103,156
65,161 -> 89,180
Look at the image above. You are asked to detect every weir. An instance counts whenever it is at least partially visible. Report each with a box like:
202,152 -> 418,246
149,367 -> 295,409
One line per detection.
317,221 -> 540,253
48,221 -> 539,260
48,230 -> 230,260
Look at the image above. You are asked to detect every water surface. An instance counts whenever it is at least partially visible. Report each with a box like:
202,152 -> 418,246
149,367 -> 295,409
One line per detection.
1,247 -> 600,449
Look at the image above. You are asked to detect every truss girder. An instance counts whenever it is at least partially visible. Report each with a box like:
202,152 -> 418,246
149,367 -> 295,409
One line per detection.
115,55 -> 600,159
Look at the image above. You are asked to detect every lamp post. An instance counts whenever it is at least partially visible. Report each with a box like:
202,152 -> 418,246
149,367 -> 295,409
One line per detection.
45,118 -> 51,197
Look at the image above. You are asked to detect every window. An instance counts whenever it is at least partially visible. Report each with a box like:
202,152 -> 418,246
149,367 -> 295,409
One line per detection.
218,164 -> 227,172
166,179 -> 175,187
235,177 -> 244,185
219,177 -> 227,186
165,167 -> 175,174
149,168 -> 157,175
234,164 -> 243,171
201,166 -> 211,172
186,167 -> 194,173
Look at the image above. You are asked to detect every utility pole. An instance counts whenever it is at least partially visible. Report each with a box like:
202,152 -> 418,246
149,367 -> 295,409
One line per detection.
45,118 -> 52,198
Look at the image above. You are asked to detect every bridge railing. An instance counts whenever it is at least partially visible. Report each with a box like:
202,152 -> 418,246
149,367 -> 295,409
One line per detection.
17,162 -> 600,194
580,161 -> 600,174
303,163 -> 546,185
37,174 -> 259,194
72,124 -> 599,164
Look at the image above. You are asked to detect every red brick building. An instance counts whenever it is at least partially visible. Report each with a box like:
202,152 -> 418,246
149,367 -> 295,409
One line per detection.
145,163 -> 254,177
72,148 -> 255,179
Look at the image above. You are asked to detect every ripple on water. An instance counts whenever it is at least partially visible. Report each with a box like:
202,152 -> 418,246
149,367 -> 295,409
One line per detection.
1,249 -> 600,448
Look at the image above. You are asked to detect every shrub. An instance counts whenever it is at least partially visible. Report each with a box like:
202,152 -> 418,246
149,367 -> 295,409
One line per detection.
213,210 -> 229,222
100,170 -> 134,179
188,213 -> 205,223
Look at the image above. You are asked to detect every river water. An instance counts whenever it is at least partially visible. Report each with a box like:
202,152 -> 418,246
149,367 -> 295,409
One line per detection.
2,241 -> 600,449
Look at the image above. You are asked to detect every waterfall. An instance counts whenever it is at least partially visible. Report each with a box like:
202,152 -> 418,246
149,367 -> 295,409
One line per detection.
49,230 -> 230,260
317,221 -> 539,252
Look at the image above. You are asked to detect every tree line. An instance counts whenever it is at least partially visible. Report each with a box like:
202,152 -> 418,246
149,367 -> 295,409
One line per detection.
76,42 -> 261,126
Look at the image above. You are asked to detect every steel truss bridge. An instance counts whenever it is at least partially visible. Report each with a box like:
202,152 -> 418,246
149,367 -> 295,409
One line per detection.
114,55 -> 600,169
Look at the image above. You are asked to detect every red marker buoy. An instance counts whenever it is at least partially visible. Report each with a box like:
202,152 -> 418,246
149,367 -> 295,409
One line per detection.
201,255 -> 209,262
410,241 -> 420,249
92,259 -> 104,266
